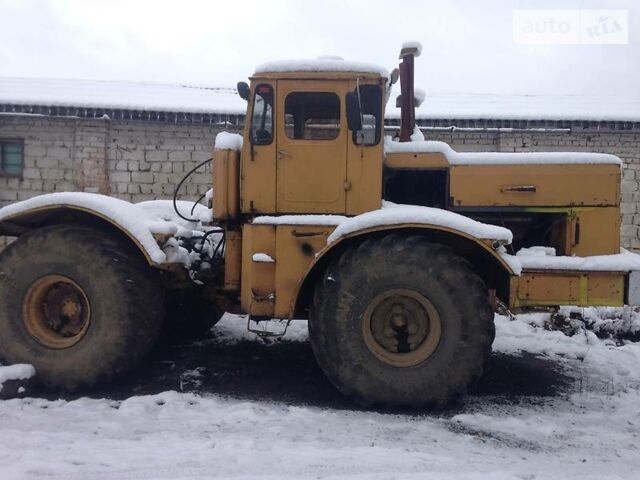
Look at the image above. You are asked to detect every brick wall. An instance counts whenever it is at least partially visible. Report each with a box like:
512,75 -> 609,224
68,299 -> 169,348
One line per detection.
1,114 -> 639,249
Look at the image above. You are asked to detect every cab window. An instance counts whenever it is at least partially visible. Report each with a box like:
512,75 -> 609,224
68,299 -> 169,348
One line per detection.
284,92 -> 340,140
352,85 -> 382,146
250,84 -> 274,145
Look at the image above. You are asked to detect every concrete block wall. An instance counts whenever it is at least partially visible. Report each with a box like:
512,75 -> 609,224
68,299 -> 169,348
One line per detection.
0,116 -> 76,204
1,114 -> 639,249
107,121 -> 241,203
0,115 -> 239,248
0,116 -> 240,205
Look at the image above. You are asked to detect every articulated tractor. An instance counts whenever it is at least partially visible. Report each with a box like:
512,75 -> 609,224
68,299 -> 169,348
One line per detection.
1,43 -> 638,407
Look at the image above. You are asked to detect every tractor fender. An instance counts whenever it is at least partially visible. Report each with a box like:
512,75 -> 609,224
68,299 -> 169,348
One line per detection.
0,193 -> 172,267
290,223 -> 517,319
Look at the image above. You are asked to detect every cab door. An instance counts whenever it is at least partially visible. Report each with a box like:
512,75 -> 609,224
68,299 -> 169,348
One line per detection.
276,80 -> 348,214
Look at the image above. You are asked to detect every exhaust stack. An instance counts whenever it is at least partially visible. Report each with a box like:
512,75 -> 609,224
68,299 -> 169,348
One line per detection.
397,41 -> 422,142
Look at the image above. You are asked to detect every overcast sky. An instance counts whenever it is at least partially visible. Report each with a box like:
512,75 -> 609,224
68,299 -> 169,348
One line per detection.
0,0 -> 638,97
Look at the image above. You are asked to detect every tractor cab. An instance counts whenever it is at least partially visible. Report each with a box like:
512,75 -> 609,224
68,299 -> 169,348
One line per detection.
236,59 -> 389,216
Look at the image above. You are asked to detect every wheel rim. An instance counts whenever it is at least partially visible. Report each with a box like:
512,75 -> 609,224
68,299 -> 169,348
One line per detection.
22,274 -> 91,349
362,289 -> 441,367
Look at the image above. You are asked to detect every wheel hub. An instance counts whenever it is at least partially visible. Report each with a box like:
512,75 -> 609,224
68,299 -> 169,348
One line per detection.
362,289 -> 441,367
22,274 -> 91,349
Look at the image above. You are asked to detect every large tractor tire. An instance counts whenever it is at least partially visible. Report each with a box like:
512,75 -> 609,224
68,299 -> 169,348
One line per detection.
163,288 -> 224,342
309,234 -> 495,408
0,225 -> 165,390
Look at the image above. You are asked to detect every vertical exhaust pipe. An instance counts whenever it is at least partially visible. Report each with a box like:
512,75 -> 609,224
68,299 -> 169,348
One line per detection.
397,42 -> 422,142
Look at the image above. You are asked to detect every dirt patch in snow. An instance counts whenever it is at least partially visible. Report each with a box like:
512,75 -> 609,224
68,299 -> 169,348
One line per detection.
26,319 -> 570,412
472,352 -> 570,399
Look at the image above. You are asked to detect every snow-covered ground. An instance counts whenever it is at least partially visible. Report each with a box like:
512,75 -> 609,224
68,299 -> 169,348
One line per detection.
1,310 -> 640,480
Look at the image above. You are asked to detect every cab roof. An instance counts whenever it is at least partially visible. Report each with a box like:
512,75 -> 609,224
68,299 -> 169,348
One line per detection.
253,58 -> 389,80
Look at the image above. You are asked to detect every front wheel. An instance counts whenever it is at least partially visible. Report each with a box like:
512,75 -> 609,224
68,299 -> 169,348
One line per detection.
309,234 -> 495,408
0,225 -> 165,390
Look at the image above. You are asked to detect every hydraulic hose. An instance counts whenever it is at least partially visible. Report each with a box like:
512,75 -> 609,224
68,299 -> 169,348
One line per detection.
172,157 -> 213,222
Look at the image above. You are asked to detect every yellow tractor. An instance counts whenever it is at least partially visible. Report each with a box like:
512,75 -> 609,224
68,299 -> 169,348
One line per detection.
1,43 -> 638,407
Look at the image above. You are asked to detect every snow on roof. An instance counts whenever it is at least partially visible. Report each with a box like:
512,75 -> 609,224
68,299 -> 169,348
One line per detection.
386,92 -> 640,123
254,59 -> 389,78
1,76 -> 640,123
384,137 -> 622,165
0,77 -> 246,115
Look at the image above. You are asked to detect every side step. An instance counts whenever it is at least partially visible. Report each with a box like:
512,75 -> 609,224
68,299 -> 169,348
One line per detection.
246,316 -> 292,339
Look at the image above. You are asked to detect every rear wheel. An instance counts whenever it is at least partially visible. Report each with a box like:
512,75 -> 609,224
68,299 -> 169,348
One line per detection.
0,225 -> 165,390
309,234 -> 495,408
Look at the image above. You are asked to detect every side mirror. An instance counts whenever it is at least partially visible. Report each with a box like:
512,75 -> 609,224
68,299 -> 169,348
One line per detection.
389,68 -> 400,86
346,92 -> 362,132
237,82 -> 250,101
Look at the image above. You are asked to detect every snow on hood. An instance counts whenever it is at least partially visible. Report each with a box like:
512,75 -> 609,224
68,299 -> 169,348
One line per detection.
327,202 -> 513,244
0,193 -> 210,265
384,137 -> 622,165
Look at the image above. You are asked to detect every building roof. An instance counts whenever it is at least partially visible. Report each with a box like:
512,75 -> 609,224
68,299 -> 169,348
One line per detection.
397,93 -> 640,123
0,77 -> 244,116
1,76 -> 639,125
